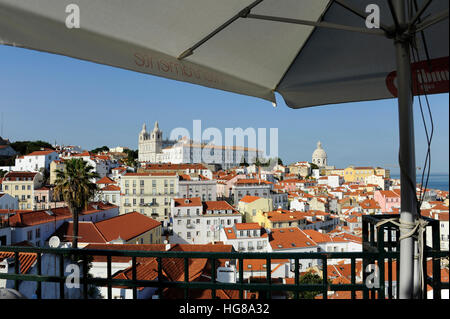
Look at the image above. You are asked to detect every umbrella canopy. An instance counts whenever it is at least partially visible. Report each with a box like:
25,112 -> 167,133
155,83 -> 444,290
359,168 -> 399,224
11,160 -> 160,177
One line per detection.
0,0 -> 447,108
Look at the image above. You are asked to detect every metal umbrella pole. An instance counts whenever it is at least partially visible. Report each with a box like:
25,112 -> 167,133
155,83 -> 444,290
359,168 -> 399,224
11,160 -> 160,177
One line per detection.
392,0 -> 420,299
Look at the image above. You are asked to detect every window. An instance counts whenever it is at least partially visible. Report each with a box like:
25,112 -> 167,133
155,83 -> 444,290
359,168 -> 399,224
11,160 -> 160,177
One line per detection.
35,228 -> 40,238
27,231 -> 33,241
187,232 -> 191,239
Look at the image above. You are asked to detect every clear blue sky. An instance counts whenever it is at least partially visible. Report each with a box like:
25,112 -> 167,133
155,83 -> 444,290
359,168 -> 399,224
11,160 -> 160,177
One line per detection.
0,45 -> 448,174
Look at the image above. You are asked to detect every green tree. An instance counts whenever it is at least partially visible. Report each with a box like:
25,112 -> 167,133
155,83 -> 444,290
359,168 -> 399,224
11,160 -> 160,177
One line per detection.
123,149 -> 138,167
90,145 -> 109,154
288,272 -> 324,299
54,158 -> 99,249
10,140 -> 54,155
309,162 -> 319,170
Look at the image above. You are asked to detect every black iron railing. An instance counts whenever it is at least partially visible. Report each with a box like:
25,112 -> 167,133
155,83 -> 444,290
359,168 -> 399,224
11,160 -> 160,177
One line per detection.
0,215 -> 448,299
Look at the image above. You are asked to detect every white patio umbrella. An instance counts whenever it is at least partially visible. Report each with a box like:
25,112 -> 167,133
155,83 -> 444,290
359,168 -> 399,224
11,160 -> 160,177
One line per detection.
0,0 -> 448,299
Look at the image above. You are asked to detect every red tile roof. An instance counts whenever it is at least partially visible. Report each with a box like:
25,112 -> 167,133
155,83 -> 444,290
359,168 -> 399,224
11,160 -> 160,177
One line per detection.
203,201 -> 238,213
96,176 -> 116,185
54,221 -> 108,243
3,171 -> 38,181
8,202 -> 117,227
94,212 -> 161,242
239,195 -> 261,203
0,251 -> 37,274
269,228 -> 316,250
235,223 -> 261,230
24,149 -> 56,156
172,197 -> 202,207
100,184 -> 121,191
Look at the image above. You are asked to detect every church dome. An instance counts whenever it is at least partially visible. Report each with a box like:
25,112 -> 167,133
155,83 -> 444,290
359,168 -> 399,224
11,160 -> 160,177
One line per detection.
312,141 -> 327,167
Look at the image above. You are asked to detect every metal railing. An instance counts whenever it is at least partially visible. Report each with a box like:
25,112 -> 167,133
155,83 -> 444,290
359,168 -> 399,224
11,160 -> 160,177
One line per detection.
0,215 -> 448,300
361,214 -> 449,299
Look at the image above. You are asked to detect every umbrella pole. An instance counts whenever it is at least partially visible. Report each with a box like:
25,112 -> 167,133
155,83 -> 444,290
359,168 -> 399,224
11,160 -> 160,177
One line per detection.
393,0 -> 420,299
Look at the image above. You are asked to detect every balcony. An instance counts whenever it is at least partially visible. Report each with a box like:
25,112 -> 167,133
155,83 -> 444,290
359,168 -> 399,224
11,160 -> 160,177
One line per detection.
0,215 -> 448,300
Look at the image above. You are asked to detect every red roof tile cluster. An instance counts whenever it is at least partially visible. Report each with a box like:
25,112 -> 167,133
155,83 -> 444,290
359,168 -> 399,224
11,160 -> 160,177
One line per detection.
239,195 -> 261,203
172,197 -> 202,207
3,171 -> 38,181
8,202 -> 117,227
96,176 -> 116,185
56,212 -> 161,243
0,251 -> 37,274
203,201 -> 238,213
269,228 -> 316,250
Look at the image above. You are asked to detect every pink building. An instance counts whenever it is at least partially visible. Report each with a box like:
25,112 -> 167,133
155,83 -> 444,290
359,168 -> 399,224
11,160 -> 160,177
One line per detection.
215,173 -> 246,198
34,186 -> 66,211
374,190 -> 401,213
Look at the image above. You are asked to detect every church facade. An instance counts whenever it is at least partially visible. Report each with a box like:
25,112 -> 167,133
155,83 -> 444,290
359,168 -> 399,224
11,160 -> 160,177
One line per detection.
138,122 -> 262,169
138,122 -> 176,163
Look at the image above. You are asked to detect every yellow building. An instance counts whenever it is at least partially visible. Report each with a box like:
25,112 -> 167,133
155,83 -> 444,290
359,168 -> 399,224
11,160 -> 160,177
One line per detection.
343,166 -> 376,183
237,195 -> 273,223
1,171 -> 44,210
325,168 -> 344,177
120,172 -> 179,223
375,167 -> 390,179
49,159 -> 66,185
253,209 -> 307,230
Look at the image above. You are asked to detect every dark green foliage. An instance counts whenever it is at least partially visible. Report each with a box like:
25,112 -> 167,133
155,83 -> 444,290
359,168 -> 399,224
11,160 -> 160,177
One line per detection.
123,149 -> 138,167
90,145 -> 109,154
10,140 -> 54,155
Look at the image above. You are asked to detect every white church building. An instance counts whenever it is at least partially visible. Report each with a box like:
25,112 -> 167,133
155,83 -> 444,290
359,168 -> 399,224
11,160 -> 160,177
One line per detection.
138,122 -> 263,169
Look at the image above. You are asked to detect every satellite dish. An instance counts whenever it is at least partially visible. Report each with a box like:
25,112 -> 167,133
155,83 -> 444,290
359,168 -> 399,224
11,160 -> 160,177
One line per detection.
49,236 -> 60,248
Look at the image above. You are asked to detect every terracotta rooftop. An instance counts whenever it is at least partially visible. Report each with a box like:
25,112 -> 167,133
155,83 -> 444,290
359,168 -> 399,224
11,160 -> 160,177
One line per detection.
269,227 -> 317,250
172,197 -> 202,207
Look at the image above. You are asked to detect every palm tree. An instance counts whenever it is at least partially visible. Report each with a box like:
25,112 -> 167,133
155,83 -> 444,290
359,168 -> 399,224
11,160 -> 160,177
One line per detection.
54,158 -> 99,249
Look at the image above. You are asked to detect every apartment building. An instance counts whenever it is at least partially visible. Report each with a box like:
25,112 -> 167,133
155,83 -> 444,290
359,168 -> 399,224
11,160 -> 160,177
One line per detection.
237,195 -> 272,223
178,174 -> 217,201
231,178 -> 273,204
1,171 -> 44,210
170,197 -> 242,244
220,223 -> 269,252
14,149 -> 59,172
120,172 -> 178,225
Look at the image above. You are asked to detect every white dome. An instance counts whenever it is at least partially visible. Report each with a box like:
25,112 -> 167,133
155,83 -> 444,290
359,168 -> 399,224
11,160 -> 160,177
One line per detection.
312,141 -> 327,166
